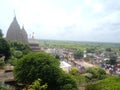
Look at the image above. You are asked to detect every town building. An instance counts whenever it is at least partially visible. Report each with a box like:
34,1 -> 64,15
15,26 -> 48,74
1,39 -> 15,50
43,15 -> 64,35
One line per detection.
60,61 -> 71,73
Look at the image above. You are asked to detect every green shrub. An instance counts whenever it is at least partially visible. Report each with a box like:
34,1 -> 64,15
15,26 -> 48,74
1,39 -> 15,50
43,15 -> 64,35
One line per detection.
86,76 -> 120,90
0,82 -> 8,90
0,60 -> 4,67
69,67 -> 79,76
8,56 -> 17,65
23,79 -> 47,90
13,50 -> 23,58
86,67 -> 106,80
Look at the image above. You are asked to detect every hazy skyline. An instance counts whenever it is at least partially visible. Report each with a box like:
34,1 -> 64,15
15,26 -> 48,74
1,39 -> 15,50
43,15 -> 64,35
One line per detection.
0,0 -> 120,42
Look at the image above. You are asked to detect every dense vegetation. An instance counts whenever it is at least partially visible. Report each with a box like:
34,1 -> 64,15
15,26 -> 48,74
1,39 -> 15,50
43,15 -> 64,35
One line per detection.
74,50 -> 83,59
14,52 -> 78,90
0,38 -> 11,61
86,76 -> 120,90
0,82 -> 8,90
86,67 -> 106,81
0,29 -> 3,38
8,41 -> 30,65
69,67 -> 86,85
39,39 -> 120,51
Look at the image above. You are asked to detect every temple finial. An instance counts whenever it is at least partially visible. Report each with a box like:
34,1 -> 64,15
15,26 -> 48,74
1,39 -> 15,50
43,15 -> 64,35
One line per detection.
32,32 -> 34,39
14,10 -> 16,18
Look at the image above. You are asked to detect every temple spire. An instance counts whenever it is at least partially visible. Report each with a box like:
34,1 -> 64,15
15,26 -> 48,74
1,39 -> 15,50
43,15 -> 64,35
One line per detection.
6,14 -> 28,44
13,10 -> 17,21
32,32 -> 34,39
14,10 -> 16,18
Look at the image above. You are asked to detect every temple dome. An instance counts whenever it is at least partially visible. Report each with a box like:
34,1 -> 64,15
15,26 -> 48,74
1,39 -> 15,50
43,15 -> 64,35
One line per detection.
6,16 -> 28,44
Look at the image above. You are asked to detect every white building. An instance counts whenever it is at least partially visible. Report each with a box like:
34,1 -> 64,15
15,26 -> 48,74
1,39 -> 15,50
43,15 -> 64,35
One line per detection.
60,61 -> 71,73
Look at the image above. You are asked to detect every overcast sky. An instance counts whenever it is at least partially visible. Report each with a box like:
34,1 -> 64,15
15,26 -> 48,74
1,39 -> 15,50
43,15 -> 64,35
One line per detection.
0,0 -> 120,42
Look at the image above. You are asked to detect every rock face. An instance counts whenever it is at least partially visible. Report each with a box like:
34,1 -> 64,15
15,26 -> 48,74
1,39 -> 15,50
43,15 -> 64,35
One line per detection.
6,16 -> 28,44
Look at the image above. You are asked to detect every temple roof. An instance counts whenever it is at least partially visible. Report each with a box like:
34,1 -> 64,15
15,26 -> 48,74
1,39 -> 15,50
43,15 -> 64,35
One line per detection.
28,39 -> 40,52
6,16 -> 28,44
21,25 -> 28,43
6,16 -> 21,41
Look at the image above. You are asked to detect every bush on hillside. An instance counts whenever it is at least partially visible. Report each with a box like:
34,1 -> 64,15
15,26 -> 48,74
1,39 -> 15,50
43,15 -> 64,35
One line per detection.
86,76 -> 120,90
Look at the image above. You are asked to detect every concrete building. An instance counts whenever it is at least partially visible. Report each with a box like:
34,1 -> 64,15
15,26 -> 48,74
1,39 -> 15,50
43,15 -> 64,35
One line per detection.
60,61 -> 71,73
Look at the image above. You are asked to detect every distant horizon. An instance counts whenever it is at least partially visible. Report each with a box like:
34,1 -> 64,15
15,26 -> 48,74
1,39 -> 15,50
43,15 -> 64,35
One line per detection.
38,38 -> 120,44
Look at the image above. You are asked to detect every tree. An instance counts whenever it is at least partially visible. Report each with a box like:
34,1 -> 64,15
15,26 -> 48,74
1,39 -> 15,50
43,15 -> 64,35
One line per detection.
106,48 -> 112,52
13,50 -> 23,59
69,67 -> 79,76
0,29 -> 3,38
55,55 -> 60,59
14,52 -> 78,90
8,56 -> 17,65
86,48 -> 95,53
86,67 -> 106,81
0,38 -> 11,61
109,56 -> 117,65
74,50 -> 83,59
14,52 -> 59,83
69,68 -> 86,86
9,41 -> 30,55
57,72 -> 78,90
8,41 -> 30,65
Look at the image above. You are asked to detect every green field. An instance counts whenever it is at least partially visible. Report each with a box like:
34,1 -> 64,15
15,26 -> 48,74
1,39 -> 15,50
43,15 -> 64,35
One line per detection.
39,39 -> 120,51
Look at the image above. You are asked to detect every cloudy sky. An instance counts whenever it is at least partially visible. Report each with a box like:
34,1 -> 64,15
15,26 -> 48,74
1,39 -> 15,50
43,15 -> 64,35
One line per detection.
0,0 -> 120,42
